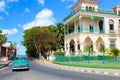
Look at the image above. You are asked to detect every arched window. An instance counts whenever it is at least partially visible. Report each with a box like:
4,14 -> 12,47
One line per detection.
86,6 -> 89,11
109,19 -> 114,30
98,20 -> 103,33
89,6 -> 92,12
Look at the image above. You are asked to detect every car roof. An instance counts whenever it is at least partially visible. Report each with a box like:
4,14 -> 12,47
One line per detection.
16,55 -> 27,58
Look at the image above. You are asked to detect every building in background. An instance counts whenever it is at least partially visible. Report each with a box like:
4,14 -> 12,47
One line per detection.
63,0 -> 120,56
0,42 -> 17,60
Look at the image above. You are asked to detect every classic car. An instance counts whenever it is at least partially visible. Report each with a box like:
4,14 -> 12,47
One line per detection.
12,55 -> 29,71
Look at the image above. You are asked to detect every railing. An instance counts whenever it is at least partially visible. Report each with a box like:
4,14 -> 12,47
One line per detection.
64,6 -> 116,21
54,56 -> 120,64
65,29 -> 105,37
109,30 -> 116,34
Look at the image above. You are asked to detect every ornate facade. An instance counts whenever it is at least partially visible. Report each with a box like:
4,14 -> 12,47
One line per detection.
63,0 -> 120,56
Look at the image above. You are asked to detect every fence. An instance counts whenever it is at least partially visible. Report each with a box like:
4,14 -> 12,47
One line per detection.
54,56 -> 120,64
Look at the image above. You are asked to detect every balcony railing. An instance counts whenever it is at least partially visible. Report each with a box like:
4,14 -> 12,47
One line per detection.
78,29 -> 105,33
65,30 -> 117,37
109,30 -> 116,34
65,29 -> 105,37
64,6 -> 116,21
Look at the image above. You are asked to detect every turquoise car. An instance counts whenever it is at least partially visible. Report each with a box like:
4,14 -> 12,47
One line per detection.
12,55 -> 29,71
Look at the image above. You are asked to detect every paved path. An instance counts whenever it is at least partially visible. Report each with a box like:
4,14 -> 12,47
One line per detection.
0,61 -> 11,69
36,60 -> 120,76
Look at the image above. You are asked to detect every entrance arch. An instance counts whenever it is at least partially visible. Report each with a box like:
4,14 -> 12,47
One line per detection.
84,37 -> 92,45
84,37 -> 93,50
96,37 -> 104,50
69,39 -> 75,55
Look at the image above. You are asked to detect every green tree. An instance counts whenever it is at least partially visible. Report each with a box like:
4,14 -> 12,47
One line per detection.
110,47 -> 120,60
23,27 -> 40,58
0,30 -> 7,45
56,23 -> 64,50
84,44 -> 93,55
23,26 -> 57,58
98,44 -> 105,64
99,44 -> 105,55
33,27 -> 56,57
84,44 -> 93,63
0,30 -> 7,57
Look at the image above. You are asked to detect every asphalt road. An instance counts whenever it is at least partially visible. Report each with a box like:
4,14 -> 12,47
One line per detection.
0,60 -> 120,80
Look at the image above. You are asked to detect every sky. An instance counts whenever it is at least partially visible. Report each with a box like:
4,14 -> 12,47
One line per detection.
0,0 -> 120,55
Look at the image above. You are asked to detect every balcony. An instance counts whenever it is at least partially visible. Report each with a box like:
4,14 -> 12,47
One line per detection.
78,29 -> 105,33
65,29 -> 105,37
64,6 -> 116,21
109,30 -> 116,34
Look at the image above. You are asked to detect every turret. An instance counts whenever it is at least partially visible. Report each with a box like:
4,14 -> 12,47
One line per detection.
72,0 -> 100,11
113,5 -> 120,16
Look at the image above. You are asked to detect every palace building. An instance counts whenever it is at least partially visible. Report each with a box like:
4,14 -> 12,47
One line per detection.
63,0 -> 120,56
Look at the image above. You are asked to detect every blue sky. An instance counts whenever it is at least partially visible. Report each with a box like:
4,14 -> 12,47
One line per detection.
0,0 -> 120,55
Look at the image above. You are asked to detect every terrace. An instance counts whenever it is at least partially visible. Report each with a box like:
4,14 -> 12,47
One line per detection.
64,6 -> 116,21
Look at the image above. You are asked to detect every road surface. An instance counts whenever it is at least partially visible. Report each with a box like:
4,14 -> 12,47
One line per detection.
0,60 -> 120,80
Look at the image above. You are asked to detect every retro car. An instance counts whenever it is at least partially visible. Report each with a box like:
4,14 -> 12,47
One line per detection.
12,55 -> 29,71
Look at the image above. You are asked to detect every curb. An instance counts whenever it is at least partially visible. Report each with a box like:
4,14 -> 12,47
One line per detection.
57,65 -> 120,77
0,61 -> 11,69
36,60 -> 120,77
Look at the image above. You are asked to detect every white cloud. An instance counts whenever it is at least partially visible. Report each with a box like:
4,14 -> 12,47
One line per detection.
7,0 -> 18,2
38,0 -> 44,5
0,0 -> 9,15
23,9 -> 56,30
0,0 -> 5,12
2,28 -> 18,35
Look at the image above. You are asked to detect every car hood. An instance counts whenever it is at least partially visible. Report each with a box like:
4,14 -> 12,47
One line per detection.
12,60 -> 28,66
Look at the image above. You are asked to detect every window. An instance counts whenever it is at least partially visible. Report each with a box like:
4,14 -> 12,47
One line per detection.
89,6 -> 92,12
119,19 -> 120,24
86,6 -> 89,11
89,24 -> 93,32
109,19 -> 114,30
78,44 -> 80,50
110,40 -> 116,48
119,10 -> 120,16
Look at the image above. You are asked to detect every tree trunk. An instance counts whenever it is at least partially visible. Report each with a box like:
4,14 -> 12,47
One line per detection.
0,45 -> 1,57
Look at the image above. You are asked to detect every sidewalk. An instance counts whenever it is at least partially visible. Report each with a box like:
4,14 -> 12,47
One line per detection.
36,60 -> 120,77
0,61 -> 11,69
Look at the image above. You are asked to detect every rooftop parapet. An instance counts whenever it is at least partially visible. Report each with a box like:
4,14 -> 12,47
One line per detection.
64,6 -> 117,21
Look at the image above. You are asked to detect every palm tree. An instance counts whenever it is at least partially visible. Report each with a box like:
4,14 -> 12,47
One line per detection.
56,23 -> 64,50
98,44 -> 105,64
84,44 -> 93,63
99,44 -> 105,55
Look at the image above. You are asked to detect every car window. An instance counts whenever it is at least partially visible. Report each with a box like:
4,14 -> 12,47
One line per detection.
15,57 -> 27,60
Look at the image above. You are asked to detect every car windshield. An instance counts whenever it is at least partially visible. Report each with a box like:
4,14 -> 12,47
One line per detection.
15,57 -> 27,60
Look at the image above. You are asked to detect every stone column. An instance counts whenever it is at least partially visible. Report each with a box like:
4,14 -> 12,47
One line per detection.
65,42 -> 70,56
79,15 -> 83,32
91,16 -> 94,32
75,42 -> 78,56
74,20 -> 77,33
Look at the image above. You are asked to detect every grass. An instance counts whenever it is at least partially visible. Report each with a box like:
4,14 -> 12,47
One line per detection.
54,61 -> 120,69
